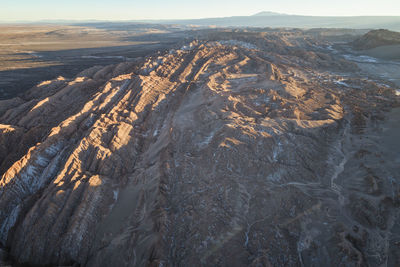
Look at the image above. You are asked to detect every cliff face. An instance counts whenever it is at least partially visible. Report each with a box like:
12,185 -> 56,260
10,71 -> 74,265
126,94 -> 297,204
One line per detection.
0,32 -> 399,266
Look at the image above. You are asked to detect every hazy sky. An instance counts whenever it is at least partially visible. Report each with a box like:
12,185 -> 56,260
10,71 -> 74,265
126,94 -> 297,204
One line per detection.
1,0 -> 400,21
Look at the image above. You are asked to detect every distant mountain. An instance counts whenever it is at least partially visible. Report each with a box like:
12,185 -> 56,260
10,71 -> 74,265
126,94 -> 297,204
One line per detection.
252,11 -> 287,17
2,12 -> 400,32
147,14 -> 400,32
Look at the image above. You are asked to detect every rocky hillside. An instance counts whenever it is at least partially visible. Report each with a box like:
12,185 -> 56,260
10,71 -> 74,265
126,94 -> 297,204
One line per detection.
352,29 -> 400,50
0,31 -> 399,266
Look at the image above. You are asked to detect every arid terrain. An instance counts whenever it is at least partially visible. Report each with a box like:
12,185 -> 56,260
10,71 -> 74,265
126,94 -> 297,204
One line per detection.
351,29 -> 400,60
0,24 -> 369,101
0,23 -> 195,99
0,27 -> 399,266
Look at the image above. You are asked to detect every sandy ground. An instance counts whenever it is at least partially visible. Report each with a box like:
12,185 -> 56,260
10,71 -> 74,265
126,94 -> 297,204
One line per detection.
362,44 -> 400,60
328,42 -> 400,87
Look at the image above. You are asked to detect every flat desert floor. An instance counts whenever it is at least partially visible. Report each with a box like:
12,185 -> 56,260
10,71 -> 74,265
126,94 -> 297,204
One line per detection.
0,24 -> 192,99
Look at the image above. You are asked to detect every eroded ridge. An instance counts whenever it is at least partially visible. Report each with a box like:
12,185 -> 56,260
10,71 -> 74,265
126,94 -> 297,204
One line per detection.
0,33 -> 399,266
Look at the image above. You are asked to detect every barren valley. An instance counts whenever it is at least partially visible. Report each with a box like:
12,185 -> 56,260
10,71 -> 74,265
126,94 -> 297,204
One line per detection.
0,24 -> 194,99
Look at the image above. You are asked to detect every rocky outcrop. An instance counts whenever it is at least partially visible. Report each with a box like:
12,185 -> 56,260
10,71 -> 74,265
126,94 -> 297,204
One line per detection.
0,31 -> 399,266
351,29 -> 400,50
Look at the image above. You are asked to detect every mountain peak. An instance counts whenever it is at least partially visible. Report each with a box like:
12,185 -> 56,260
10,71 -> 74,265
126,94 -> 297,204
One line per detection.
252,11 -> 287,17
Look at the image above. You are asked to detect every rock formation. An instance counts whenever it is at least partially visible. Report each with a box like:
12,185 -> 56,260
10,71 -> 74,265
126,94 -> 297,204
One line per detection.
351,29 -> 400,50
0,31 -> 399,266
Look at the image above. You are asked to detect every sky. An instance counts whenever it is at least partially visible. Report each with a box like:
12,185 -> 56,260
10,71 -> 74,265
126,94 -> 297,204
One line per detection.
1,0 -> 400,21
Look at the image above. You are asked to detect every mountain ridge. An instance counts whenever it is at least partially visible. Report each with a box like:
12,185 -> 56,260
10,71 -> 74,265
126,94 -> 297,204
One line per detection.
0,30 -> 399,266
155,15 -> 400,31
2,13 -> 400,32
252,11 -> 287,17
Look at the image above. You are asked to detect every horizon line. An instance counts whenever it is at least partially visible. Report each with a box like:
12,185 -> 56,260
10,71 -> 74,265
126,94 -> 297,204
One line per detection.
1,12 -> 400,24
